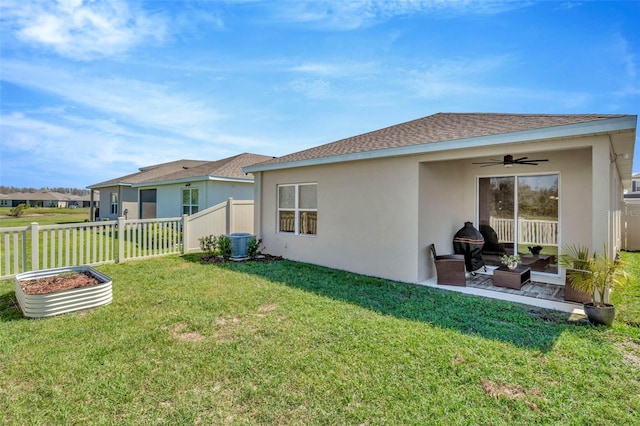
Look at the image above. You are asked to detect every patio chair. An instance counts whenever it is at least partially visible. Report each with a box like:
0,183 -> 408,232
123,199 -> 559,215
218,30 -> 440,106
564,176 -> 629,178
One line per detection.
429,244 -> 466,286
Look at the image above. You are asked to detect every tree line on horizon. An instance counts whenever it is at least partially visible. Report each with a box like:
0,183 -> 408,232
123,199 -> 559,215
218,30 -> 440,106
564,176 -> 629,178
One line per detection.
0,186 -> 91,196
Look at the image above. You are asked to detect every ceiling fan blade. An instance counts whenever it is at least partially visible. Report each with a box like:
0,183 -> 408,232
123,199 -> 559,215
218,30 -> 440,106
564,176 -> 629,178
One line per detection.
472,160 -> 501,165
514,157 -> 528,162
480,163 -> 501,167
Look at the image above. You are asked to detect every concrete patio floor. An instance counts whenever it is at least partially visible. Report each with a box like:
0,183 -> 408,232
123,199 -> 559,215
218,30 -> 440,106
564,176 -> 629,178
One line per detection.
419,272 -> 585,315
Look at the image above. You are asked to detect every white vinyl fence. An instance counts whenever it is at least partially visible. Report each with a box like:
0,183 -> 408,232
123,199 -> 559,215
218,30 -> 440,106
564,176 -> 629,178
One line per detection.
0,198 -> 253,279
489,217 -> 558,246
623,202 -> 640,251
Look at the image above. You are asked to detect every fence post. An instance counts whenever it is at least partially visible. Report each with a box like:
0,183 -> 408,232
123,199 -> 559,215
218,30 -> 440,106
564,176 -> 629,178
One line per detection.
30,222 -> 40,272
117,217 -> 125,263
226,198 -> 234,234
182,214 -> 189,254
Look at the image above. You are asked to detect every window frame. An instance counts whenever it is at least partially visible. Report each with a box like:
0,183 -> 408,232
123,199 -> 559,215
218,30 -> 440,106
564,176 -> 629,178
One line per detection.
110,192 -> 118,215
277,183 -> 317,236
182,187 -> 199,215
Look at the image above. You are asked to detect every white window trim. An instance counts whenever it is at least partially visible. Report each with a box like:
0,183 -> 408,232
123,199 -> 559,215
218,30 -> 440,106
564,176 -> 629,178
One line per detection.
182,187 -> 199,216
110,193 -> 118,215
277,183 -> 317,236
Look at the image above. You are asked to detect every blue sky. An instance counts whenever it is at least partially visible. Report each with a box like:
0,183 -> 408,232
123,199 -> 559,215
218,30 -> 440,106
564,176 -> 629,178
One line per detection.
1,0 -> 639,189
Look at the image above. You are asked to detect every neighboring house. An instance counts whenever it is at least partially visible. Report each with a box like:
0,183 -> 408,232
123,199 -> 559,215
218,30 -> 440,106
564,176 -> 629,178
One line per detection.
0,190 -> 93,208
622,172 -> 640,250
623,172 -> 640,204
244,113 -> 637,286
88,153 -> 273,220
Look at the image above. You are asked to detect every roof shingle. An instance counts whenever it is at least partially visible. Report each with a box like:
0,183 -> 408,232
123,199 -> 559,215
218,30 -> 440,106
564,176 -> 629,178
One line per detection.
89,153 -> 273,188
247,113 -> 631,169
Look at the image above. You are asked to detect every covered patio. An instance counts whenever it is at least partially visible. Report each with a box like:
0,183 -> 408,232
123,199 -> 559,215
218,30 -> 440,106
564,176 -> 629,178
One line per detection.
419,272 -> 584,315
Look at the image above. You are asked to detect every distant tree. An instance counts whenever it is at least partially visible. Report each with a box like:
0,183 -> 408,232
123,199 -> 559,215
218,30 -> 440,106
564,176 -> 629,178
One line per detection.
0,186 -> 90,196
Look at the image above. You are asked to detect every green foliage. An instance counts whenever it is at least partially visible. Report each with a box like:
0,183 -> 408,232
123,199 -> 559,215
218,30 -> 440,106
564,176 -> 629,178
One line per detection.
559,245 -> 628,306
198,234 -> 218,256
8,203 -> 28,217
218,235 -> 232,260
500,254 -> 520,266
247,236 -> 261,260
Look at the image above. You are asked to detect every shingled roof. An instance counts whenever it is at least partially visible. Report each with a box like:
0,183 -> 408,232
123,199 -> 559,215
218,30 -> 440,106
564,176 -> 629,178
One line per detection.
245,113 -> 633,171
138,153 -> 274,184
89,153 -> 272,189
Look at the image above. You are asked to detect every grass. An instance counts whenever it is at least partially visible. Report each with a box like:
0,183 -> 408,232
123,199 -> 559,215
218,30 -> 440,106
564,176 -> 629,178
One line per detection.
0,207 -> 91,227
1,254 -> 639,425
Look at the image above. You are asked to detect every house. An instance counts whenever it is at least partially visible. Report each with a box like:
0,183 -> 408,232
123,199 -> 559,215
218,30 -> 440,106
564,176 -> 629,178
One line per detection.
244,113 -> 637,288
88,153 -> 273,220
623,172 -> 640,203
0,190 -> 94,208
622,172 -> 640,250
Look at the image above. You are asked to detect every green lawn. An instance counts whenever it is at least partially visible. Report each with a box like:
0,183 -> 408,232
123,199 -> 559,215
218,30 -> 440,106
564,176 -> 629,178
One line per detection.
0,207 -> 91,227
1,254 -> 639,425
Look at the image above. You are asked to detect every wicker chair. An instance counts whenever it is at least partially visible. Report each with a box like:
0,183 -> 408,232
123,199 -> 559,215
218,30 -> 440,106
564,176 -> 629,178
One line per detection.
429,244 -> 466,286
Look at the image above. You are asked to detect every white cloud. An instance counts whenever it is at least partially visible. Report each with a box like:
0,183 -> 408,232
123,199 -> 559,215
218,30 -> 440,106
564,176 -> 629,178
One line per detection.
2,0 -> 166,60
0,60 -> 223,142
405,57 -> 590,109
287,78 -> 335,99
290,61 -> 378,77
269,0 -> 532,30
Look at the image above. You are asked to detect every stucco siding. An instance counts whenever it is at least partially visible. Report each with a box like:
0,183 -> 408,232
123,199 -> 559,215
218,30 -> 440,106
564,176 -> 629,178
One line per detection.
256,133 -> 627,284
259,156 -> 420,283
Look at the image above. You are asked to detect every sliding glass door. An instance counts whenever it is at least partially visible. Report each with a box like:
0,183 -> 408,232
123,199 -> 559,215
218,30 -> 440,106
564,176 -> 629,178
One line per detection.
478,174 -> 558,274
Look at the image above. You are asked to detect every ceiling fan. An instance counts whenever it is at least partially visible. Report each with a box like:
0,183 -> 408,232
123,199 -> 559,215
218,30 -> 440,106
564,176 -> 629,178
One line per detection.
472,154 -> 549,168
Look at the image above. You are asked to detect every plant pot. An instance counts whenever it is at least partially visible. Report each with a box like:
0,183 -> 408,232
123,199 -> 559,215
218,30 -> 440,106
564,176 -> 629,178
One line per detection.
583,303 -> 615,327
563,275 -> 592,303
15,266 -> 112,318
507,263 -> 518,270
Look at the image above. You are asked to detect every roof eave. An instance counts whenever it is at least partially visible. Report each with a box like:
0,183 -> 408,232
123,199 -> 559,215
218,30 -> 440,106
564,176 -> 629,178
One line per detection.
87,182 -> 134,190
243,115 -> 637,173
133,175 -> 254,188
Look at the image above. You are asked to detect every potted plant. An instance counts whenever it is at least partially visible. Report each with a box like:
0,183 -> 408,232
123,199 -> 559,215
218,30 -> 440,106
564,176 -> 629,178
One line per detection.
559,245 -> 627,326
500,254 -> 520,270
559,244 -> 592,304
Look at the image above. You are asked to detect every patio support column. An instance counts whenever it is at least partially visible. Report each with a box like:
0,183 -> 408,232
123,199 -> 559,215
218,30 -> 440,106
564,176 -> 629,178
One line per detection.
253,172 -> 262,239
592,141 -> 611,253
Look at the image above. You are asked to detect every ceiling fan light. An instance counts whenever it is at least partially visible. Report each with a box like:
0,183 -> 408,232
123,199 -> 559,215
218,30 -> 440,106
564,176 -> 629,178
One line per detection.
504,163 -> 513,168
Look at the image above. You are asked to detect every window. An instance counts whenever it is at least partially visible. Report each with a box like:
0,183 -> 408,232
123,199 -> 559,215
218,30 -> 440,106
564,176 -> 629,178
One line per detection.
182,188 -> 199,215
110,193 -> 118,215
478,174 -> 559,274
278,183 -> 317,235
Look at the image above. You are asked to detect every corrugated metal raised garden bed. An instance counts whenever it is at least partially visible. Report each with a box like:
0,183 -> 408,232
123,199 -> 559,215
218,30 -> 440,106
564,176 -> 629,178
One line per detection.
15,266 -> 112,318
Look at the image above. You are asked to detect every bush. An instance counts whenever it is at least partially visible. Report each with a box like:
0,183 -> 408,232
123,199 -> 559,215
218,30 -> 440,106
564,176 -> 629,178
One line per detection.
218,235 -> 232,261
199,234 -> 232,260
199,235 -> 218,257
247,237 -> 262,260
9,203 -> 28,217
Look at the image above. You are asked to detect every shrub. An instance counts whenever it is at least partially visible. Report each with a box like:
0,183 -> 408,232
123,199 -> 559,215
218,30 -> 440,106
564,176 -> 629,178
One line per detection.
9,203 -> 28,217
218,235 -> 232,260
247,237 -> 262,260
199,235 -> 218,257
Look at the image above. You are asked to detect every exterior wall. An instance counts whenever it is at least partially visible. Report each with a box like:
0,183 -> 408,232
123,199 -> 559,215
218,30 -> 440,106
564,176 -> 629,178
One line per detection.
121,187 -> 139,220
418,161 -> 466,282
258,156 -> 420,283
96,185 -> 138,220
155,180 -> 254,219
256,134 -> 624,284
